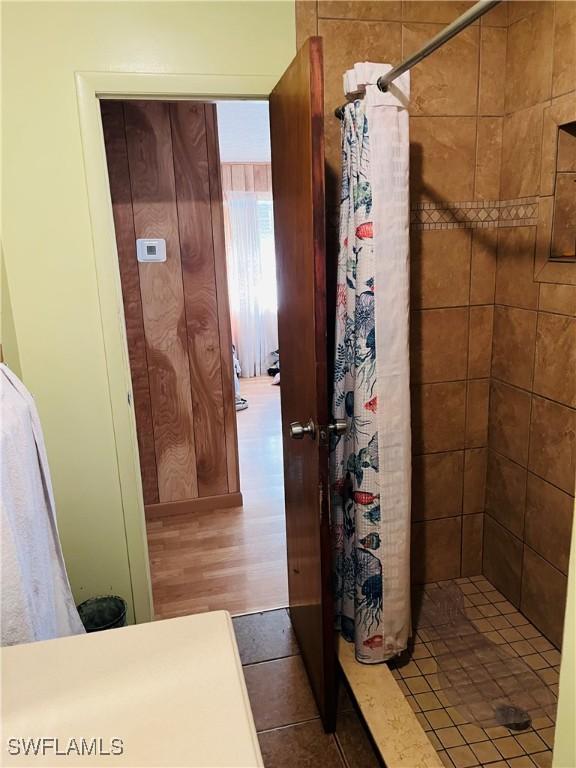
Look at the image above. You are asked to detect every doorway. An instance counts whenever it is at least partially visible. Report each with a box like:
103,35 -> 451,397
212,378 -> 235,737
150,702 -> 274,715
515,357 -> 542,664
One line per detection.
96,39 -> 335,731
100,98 -> 288,619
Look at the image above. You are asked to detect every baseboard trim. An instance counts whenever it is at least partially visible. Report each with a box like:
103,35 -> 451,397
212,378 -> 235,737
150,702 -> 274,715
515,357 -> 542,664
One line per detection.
146,492 -> 243,519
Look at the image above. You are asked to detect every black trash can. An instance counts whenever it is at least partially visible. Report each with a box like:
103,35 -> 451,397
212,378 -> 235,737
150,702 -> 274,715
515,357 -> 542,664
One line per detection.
77,596 -> 127,632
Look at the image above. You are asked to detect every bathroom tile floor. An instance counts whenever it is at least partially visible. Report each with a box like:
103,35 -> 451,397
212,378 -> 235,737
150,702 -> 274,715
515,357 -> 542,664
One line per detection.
232,609 -> 382,768
391,576 -> 560,768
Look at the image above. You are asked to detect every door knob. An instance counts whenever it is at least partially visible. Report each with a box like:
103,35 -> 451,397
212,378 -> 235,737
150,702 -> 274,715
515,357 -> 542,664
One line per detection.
328,419 -> 347,436
289,419 -> 316,440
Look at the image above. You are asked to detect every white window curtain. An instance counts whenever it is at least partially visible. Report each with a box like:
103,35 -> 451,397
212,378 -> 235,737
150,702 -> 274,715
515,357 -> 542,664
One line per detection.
224,191 -> 278,378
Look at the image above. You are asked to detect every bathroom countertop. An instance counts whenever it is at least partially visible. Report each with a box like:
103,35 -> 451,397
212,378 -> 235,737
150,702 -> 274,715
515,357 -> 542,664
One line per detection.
1,610 -> 263,767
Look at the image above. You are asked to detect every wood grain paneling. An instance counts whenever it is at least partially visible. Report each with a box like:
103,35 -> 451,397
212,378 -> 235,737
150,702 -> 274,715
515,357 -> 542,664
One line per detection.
221,163 -> 272,193
206,106 -> 241,494
101,101 -> 159,506
102,99 -> 241,515
123,100 -> 198,503
170,102 -> 228,497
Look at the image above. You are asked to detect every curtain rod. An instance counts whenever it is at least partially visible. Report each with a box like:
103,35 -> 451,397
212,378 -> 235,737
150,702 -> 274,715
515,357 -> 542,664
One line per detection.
334,0 -> 502,119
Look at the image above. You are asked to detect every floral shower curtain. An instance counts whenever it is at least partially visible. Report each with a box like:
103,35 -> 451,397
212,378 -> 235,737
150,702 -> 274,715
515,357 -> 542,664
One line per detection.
331,64 -> 412,663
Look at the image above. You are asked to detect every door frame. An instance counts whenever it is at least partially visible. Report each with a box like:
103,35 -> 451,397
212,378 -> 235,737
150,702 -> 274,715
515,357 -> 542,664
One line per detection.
75,71 -> 279,623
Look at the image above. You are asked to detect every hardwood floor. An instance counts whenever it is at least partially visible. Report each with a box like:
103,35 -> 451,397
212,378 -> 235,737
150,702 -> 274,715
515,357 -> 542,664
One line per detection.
147,376 -> 288,618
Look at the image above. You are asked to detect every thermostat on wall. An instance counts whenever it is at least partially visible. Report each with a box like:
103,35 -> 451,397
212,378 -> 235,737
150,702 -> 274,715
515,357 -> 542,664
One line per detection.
136,238 -> 166,263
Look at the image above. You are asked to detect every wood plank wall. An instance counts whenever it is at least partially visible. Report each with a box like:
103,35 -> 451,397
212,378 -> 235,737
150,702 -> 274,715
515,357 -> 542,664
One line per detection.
220,163 -> 272,193
101,100 -> 241,517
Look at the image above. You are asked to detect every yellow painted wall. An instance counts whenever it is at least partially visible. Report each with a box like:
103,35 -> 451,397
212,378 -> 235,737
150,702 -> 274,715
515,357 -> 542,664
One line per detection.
1,252 -> 22,377
2,1 -> 295,622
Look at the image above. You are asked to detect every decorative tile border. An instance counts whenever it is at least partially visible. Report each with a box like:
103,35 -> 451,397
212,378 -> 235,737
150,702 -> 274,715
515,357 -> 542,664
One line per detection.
326,197 -> 539,234
410,197 -> 539,230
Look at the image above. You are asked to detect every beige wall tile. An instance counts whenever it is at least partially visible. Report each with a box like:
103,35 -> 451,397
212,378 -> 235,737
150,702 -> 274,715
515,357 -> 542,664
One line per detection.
412,451 -> 464,521
495,227 -> 539,310
411,229 -> 472,309
319,18 -> 402,114
403,23 -> 478,116
466,379 -> 490,448
475,117 -> 503,199
318,1 -> 402,20
508,1 -> 547,25
491,305 -> 537,390
411,382 -> 467,453
483,514 -> 523,606
540,93 -> 576,196
402,1 -> 477,24
528,395 -> 576,494
410,308 -> 468,383
500,105 -> 544,199
461,513 -> 484,577
319,17 -> 402,176
463,447 -> 487,514
551,172 -> 576,257
534,195 -> 576,284
479,28 -> 507,115
557,124 -> 576,172
521,546 -> 568,648
552,0 -> 576,97
533,312 -> 576,407
538,283 -> 576,316
505,2 -> 554,112
295,0 -> 317,49
486,449 -> 527,538
481,1 -> 508,28
489,380 -> 532,466
468,305 -> 494,378
470,230 -> 497,305
410,117 -> 477,203
525,473 -> 574,575
411,517 -> 462,583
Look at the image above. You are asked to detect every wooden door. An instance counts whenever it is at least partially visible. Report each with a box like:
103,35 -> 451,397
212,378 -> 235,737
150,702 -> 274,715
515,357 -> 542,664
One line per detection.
269,37 -> 336,732
101,100 -> 241,518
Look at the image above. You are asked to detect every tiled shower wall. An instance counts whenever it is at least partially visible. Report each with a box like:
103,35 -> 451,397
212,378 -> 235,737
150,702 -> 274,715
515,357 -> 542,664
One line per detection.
482,0 -> 575,649
295,0 -> 575,646
297,0 -> 508,581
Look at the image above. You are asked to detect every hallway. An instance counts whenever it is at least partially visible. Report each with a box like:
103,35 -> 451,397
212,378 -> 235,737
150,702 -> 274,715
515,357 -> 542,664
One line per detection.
147,376 -> 288,618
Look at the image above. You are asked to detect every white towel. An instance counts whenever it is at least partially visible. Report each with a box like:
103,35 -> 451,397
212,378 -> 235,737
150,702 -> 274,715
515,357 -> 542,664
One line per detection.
343,61 -> 410,109
1,364 -> 85,645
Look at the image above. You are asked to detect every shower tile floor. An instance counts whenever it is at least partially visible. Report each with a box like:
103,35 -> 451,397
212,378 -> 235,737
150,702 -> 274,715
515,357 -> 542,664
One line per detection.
391,575 -> 560,768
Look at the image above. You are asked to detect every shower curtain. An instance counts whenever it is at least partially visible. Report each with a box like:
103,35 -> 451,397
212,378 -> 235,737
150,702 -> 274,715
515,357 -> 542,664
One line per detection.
331,63 -> 411,663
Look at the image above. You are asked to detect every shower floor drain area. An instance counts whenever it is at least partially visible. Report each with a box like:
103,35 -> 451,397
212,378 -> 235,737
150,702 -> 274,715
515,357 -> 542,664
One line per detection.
390,576 -> 559,768
495,705 -> 531,731
416,581 -> 555,730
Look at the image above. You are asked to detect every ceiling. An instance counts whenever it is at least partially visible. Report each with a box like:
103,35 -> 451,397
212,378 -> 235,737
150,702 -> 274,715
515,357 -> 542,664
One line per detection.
216,101 -> 271,163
